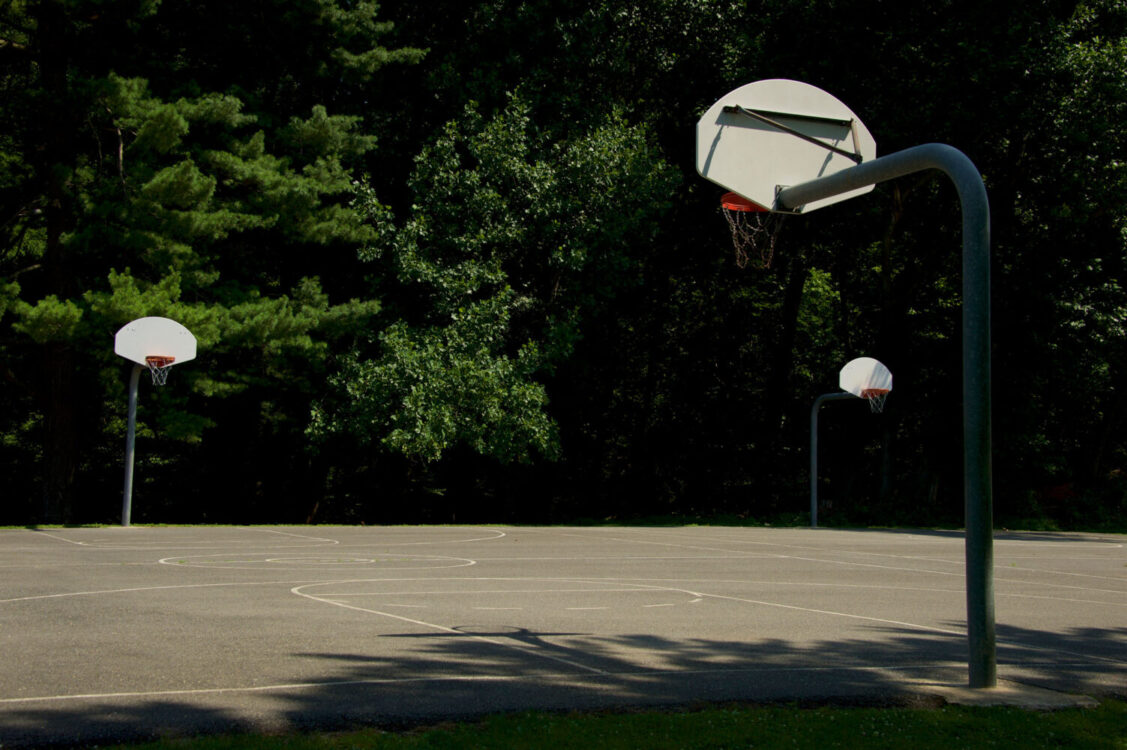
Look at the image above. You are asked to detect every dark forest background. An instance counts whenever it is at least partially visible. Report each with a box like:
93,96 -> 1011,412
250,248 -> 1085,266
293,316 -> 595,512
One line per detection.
2,0 -> 1125,529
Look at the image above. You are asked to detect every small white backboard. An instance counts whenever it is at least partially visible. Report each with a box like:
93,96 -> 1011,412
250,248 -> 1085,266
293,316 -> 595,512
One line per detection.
839,356 -> 892,398
696,79 -> 877,213
114,317 -> 197,367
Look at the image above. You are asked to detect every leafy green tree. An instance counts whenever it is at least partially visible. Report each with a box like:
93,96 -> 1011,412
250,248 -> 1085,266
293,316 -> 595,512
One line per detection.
3,0 -> 1123,528
313,97 -> 678,476
989,0 -> 1127,524
746,0 -> 1127,525
0,0 -> 415,522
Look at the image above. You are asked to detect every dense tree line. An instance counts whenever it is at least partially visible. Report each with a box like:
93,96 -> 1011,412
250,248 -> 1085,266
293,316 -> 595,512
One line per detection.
1,0 -> 1124,529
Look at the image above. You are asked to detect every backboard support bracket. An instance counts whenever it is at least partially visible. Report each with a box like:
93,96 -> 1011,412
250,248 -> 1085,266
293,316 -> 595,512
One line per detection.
723,105 -> 863,163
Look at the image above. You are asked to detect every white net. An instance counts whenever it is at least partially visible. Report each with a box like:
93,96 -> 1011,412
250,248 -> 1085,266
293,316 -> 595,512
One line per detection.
862,388 -> 889,413
145,356 -> 174,386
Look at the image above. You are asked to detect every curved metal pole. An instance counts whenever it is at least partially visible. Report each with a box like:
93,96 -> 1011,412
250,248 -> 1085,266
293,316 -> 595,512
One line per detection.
810,391 -> 857,527
779,143 -> 995,688
122,364 -> 143,527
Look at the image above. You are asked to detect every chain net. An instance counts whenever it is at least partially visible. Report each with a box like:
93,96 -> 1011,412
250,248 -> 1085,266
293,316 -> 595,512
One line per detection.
720,192 -> 785,269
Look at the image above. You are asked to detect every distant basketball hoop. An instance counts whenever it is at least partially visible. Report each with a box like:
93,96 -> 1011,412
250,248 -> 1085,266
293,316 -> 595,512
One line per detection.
840,357 -> 893,412
114,317 -> 198,527
811,357 -> 894,529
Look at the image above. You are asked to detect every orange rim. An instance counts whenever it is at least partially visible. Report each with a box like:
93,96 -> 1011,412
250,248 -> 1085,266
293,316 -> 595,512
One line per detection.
720,191 -> 768,213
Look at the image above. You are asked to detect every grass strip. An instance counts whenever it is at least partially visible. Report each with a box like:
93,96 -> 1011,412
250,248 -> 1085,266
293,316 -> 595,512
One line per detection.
104,700 -> 1126,750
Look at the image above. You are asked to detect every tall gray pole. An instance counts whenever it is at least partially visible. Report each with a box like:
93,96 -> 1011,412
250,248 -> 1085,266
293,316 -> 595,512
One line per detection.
122,364 -> 143,527
778,143 -> 995,688
810,391 -> 856,527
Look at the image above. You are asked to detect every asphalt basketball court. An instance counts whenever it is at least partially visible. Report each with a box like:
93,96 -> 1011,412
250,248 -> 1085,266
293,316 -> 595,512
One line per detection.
0,78 -> 1065,749
0,524 -> 1123,747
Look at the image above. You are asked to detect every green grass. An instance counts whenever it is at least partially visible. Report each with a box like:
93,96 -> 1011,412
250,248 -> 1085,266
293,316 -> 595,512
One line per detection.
103,700 -> 1127,750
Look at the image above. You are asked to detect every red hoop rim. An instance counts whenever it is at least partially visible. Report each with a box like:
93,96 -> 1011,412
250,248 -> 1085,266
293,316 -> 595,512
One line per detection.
721,191 -> 769,213
145,355 -> 175,368
861,388 -> 889,399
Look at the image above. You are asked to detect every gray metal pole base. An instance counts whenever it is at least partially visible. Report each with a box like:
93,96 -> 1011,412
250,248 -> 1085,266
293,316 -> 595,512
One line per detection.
121,364 -> 142,527
810,391 -> 856,527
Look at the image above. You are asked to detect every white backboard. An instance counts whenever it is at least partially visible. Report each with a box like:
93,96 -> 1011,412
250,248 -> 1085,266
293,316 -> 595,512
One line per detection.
696,79 -> 877,213
839,357 -> 892,398
114,317 -> 197,367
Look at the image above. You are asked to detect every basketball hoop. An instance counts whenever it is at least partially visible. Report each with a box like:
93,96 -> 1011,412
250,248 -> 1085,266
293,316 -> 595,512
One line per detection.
861,388 -> 889,413
145,355 -> 175,386
720,192 -> 784,269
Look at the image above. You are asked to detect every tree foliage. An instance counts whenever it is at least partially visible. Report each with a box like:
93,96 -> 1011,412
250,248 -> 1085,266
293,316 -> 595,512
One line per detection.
1,0 -> 1124,528
312,98 -> 678,467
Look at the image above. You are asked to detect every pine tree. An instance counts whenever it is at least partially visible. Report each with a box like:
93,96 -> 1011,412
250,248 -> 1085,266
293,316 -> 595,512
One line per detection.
0,0 -> 418,522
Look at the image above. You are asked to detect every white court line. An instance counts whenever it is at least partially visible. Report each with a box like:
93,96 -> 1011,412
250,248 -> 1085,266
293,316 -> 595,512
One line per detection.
991,575 -> 1126,597
298,576 -> 963,640
772,554 -> 1127,594
525,529 -> 1127,597
563,578 -> 1127,667
614,526 -> 1124,550
0,580 -> 331,604
326,576 -> 1123,607
461,555 -> 778,561
0,561 -> 160,569
303,586 -> 705,598
542,528 -> 960,559
251,528 -> 509,547
12,527 -> 503,553
0,578 -> 943,607
158,553 -> 478,571
584,578 -> 1126,608
997,553 -> 1126,559
250,528 -> 341,544
994,591 -> 1127,608
546,527 -> 1125,568
20,530 -> 339,552
694,590 -> 961,637
4,573 -> 1119,614
27,530 -> 88,546
994,564 -> 1127,585
551,578 -> 969,638
535,529 -> 965,577
337,528 -> 509,546
290,583 -> 610,676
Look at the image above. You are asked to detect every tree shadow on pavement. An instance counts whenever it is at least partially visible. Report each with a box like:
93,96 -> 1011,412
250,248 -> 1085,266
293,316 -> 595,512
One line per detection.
2,620 -> 1122,748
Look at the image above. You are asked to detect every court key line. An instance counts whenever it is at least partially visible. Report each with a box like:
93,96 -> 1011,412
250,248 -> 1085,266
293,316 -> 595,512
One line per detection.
289,583 -> 610,676
291,577 -> 967,639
